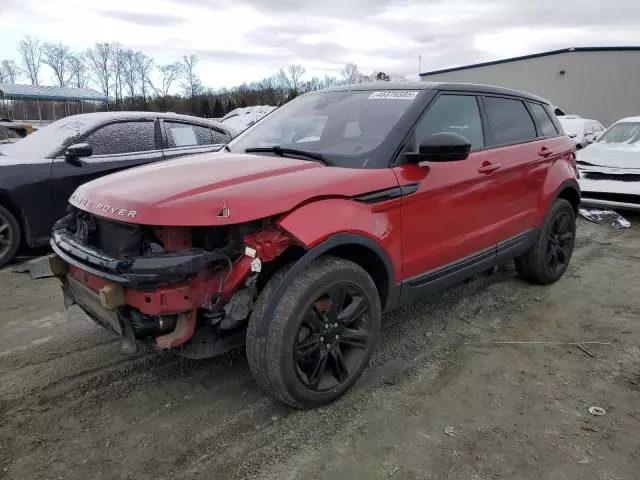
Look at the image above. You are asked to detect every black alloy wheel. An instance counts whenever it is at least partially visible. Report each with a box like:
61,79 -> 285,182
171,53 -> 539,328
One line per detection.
246,256 -> 381,409
293,284 -> 372,391
545,211 -> 573,274
516,198 -> 576,285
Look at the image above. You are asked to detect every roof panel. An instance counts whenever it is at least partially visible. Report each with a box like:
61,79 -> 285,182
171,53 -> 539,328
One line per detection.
420,46 -> 640,77
0,83 -> 108,102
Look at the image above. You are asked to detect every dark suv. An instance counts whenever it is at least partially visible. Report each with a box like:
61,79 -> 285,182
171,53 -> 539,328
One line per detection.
49,82 -> 579,408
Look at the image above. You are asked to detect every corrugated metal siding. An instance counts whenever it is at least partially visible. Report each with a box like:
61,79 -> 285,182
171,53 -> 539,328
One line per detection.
0,84 -> 107,102
420,50 -> 640,126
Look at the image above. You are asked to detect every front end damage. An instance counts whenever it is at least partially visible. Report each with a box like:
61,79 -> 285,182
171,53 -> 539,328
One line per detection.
50,207 -> 294,358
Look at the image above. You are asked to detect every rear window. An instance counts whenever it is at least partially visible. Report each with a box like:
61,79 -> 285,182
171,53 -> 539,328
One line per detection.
484,97 -> 537,145
528,103 -> 558,137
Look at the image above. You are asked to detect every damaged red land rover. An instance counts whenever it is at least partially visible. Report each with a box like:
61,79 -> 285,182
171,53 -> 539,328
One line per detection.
50,83 -> 579,408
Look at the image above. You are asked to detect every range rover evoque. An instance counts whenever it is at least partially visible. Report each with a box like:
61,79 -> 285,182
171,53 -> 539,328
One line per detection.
49,82 -> 579,408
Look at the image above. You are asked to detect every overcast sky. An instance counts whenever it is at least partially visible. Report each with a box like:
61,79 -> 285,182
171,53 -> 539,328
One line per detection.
1,0 -> 638,89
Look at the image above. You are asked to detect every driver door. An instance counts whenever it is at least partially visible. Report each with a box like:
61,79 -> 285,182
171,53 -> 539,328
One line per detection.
393,93 -> 504,295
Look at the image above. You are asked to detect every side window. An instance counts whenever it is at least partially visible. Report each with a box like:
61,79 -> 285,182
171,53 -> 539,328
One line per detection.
85,121 -> 156,155
528,103 -> 558,137
165,122 -> 230,148
413,95 -> 484,150
484,97 -> 537,145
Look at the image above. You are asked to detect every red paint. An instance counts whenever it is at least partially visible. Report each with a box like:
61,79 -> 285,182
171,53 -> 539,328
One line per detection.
392,135 -> 576,278
64,129 -> 577,349
277,198 -> 403,284
69,154 -> 397,226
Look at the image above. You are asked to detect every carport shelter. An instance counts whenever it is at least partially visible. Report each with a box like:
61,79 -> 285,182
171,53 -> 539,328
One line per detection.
0,84 -> 108,124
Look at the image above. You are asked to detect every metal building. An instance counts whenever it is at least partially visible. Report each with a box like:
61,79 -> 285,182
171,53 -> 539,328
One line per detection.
419,47 -> 640,127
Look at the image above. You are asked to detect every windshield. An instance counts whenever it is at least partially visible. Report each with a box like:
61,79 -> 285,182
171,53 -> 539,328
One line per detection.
598,122 -> 640,144
1,116 -> 89,158
227,90 -> 420,167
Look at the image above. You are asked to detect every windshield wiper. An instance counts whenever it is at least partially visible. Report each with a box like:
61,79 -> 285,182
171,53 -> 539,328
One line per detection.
245,146 -> 332,166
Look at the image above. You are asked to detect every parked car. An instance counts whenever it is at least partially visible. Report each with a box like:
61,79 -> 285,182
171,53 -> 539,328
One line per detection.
0,119 -> 34,137
558,116 -> 605,149
577,116 -> 640,211
0,111 -> 238,267
0,125 -> 22,144
219,105 -> 277,131
49,83 -> 578,408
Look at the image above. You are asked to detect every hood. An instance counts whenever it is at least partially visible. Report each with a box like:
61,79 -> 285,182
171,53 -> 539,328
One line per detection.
70,153 -> 399,226
577,142 -> 640,170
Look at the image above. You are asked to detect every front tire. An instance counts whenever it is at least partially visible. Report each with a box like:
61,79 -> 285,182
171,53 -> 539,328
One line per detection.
0,205 -> 21,268
246,256 -> 381,409
516,198 -> 576,285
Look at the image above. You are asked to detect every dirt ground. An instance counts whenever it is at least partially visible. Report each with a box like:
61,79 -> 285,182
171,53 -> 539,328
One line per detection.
1,216 -> 640,480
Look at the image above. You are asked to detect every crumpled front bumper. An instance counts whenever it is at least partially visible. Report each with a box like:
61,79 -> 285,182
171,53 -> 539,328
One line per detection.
51,230 -> 225,288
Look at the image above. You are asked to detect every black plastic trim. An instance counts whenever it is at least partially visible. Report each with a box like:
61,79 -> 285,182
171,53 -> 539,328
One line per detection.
354,183 -> 419,204
353,187 -> 402,204
51,230 -> 221,288
398,229 -> 539,308
256,233 -> 398,337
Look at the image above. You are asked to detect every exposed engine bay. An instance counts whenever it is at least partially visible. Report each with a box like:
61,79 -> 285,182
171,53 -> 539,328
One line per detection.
50,206 -> 294,358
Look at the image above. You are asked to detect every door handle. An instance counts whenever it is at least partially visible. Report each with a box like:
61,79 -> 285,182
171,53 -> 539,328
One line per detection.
538,146 -> 554,157
478,162 -> 501,174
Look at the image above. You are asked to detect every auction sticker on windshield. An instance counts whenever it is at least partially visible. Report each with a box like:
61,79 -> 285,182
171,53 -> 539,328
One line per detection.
369,91 -> 419,100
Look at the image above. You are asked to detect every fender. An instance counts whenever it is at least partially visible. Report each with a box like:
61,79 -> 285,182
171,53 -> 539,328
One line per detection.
256,231 -> 400,337
256,198 -> 404,337
536,159 -> 580,224
276,197 -> 403,283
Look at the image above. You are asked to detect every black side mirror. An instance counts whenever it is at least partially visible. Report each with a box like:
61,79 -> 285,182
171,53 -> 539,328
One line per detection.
65,143 -> 92,165
405,132 -> 471,163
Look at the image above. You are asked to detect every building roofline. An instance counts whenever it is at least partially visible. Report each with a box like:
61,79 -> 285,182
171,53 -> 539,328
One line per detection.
419,46 -> 640,77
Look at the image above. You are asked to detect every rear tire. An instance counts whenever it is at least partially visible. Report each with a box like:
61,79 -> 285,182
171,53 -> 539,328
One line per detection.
516,199 -> 576,285
246,256 -> 381,409
0,205 -> 21,268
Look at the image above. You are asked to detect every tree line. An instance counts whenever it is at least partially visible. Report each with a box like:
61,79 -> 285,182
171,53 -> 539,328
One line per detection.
0,36 -> 401,118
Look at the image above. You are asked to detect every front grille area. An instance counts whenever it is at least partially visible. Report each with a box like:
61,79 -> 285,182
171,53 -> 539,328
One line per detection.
72,210 -> 146,258
584,172 -> 640,182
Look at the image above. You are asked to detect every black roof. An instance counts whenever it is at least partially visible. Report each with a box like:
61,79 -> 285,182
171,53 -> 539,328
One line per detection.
420,46 -> 640,76
321,81 -> 550,104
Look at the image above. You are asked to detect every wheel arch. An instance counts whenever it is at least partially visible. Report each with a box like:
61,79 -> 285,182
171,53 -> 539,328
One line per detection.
554,180 -> 580,216
0,189 -> 29,247
256,233 -> 399,337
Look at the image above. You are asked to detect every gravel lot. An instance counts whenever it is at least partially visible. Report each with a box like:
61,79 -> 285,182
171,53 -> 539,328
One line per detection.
1,216 -> 639,480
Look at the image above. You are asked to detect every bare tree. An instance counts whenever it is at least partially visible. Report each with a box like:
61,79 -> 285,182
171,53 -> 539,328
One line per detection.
135,53 -> 154,106
280,64 -> 306,94
121,49 -> 138,104
374,71 -> 391,81
151,62 -> 181,98
17,36 -> 42,85
342,63 -> 368,84
41,42 -> 72,86
86,43 -> 113,98
68,53 -> 88,88
180,54 -> 202,113
0,60 -> 19,83
111,43 -> 125,108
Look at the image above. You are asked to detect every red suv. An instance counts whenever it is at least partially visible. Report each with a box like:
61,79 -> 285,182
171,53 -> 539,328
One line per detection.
50,83 -> 579,408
